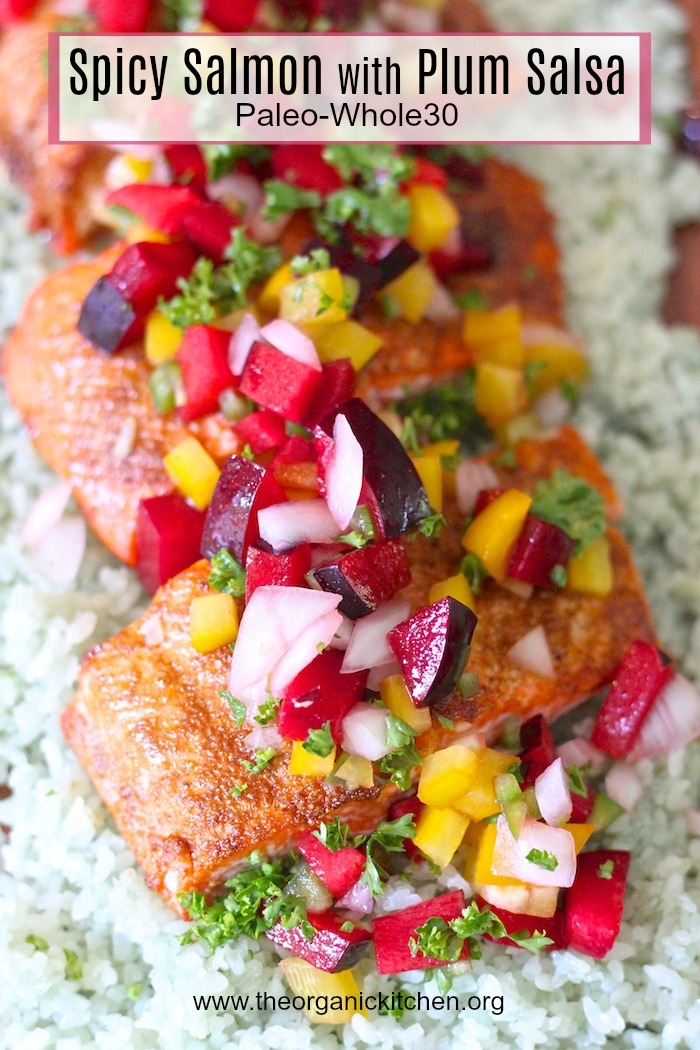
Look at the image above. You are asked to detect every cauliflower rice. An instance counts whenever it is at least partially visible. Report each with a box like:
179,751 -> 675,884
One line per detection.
2,0 -> 700,1046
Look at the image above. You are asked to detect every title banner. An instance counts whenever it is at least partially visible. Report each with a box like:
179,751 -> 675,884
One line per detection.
49,33 -> 651,146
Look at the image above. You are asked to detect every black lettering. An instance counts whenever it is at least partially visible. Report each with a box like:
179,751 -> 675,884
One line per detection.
128,55 -> 146,96
586,54 -> 602,94
206,53 -> 224,94
418,48 -> 437,94
607,55 -> 625,93
69,48 -> 88,95
183,47 -> 202,95
527,48 -> 545,94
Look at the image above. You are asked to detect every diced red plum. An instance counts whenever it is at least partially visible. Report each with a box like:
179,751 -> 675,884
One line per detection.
315,399 -> 431,538
271,145 -> 344,194
388,795 -> 424,861
406,158 -> 448,189
203,0 -> 260,30
89,0 -> 149,31
519,715 -> 557,788
473,487 -> 506,517
477,896 -> 566,951
201,456 -> 286,562
591,641 -> 675,759
297,831 -> 366,898
136,494 -> 206,594
278,648 -> 368,742
109,241 -> 196,313
239,340 -> 322,425
106,184 -> 202,235
271,436 -> 317,467
77,276 -> 139,354
233,410 -> 287,454
506,514 -> 575,590
375,240 -> 421,290
372,890 -> 468,974
163,145 -> 207,193
0,0 -> 39,23
245,544 -> 311,602
266,911 -> 370,972
177,325 -> 236,421
564,850 -> 631,959
430,237 -> 492,280
300,237 -> 380,313
180,200 -> 240,263
309,539 -> 410,619
304,360 -> 356,429
387,597 -> 477,707
570,784 -> 596,823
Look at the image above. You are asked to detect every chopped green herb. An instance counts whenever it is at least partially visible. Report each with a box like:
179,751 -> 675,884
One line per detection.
262,180 -> 322,221
208,549 -> 246,597
509,929 -> 555,953
417,512 -> 446,538
285,420 -> 313,439
242,747 -> 278,774
493,449 -> 517,469
550,564 -> 568,588
597,859 -> 615,879
458,671 -> 480,699
302,722 -> 335,758
26,934 -> 49,952
201,144 -> 269,181
219,690 -> 246,728
241,444 -> 255,460
316,186 -> 411,241
410,900 -> 552,962
254,693 -> 281,727
460,552 -> 489,594
380,295 -> 401,319
531,469 -> 606,555
523,360 -> 547,396
396,370 -> 490,448
290,247 -> 331,276
339,921 -> 355,933
454,289 -> 488,311
379,721 -> 422,790
566,763 -> 590,799
315,289 -> 335,316
358,814 -> 416,897
229,784 -> 247,799
337,505 -> 376,548
126,982 -> 144,1001
323,144 -> 414,186
63,948 -> 83,981
507,761 -> 524,784
559,378 -> 579,405
526,848 -> 559,871
313,818 -> 351,851
148,360 -> 182,415
437,714 -> 455,730
399,417 -> 421,455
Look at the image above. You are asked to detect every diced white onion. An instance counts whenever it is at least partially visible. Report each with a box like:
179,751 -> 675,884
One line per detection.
492,815 -> 576,888
604,764 -> 643,812
209,173 -> 263,219
424,282 -> 461,323
259,319 -> 321,371
336,880 -> 374,915
556,737 -> 608,776
535,758 -> 572,826
507,625 -> 555,678
228,313 -> 260,376
30,517 -> 86,587
534,387 -> 571,429
627,673 -> 700,761
323,414 -> 364,531
455,460 -> 499,516
341,703 -> 391,761
243,725 -> 283,752
258,500 -> 339,553
341,600 -> 411,673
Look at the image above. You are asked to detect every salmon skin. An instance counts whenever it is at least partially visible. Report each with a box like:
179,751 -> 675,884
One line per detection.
61,427 -> 656,913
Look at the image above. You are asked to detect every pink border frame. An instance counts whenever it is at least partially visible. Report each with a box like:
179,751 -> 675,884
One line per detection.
47,31 -> 652,147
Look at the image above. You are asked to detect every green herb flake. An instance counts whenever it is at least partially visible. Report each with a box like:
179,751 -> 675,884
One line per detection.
566,763 -> 590,799
399,417 -> 421,456
26,934 -> 49,952
597,859 -> 615,880
242,747 -> 278,775
302,722 -> 335,758
126,982 -> 144,1001
63,948 -> 83,982
509,929 -> 555,953
531,469 -> 606,555
208,549 -> 246,597
358,814 -> 417,897
411,900 -> 552,964
262,180 -> 322,221
202,144 -> 269,181
525,848 -> 559,871
396,370 -> 490,448
313,818 -> 351,851
460,552 -> 489,594
454,289 -> 488,311
493,449 -> 517,469
254,693 -> 281,727
550,564 -> 568,588
437,714 -> 455,730
218,690 -> 246,728
339,921 -> 355,933
417,512 -> 446,538
290,247 -> 331,276
337,505 -> 376,549
229,784 -> 247,799
458,671 -> 480,699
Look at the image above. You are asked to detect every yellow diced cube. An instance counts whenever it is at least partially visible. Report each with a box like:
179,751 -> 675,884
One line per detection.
562,823 -> 595,854
314,320 -> 383,372
163,436 -> 220,511
278,958 -> 365,1023
125,222 -> 172,245
567,536 -> 612,596
279,269 -> 348,329
123,155 -> 153,182
145,309 -> 184,364
335,754 -> 375,788
189,593 -> 238,654
414,805 -> 470,868
382,261 -> 438,325
463,821 -> 523,887
288,740 -> 336,777
453,748 -> 516,821
461,488 -> 532,582
474,363 -> 529,427
464,304 -> 521,348
418,745 -> 479,808
410,454 -> 443,513
524,341 -> 588,396
257,262 -> 295,314
428,573 -> 475,610
407,184 -> 460,253
421,440 -> 460,458
380,674 -> 432,734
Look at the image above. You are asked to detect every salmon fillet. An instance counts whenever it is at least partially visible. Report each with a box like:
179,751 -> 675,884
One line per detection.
61,428 -> 656,913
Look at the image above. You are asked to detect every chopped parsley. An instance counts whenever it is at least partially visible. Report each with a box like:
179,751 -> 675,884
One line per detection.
410,900 -> 553,961
379,738 -> 422,791
229,784 -> 247,799
396,371 -> 490,448
454,289 -> 488,311
337,505 -> 376,548
290,248 -> 331,276
417,512 -> 446,538
126,982 -> 144,1001
63,948 -> 83,981
219,690 -> 246,728
526,848 -> 559,871
437,714 -> 455,730
302,722 -> 335,758
25,934 -> 49,952
493,449 -> 517,469
550,564 -> 568,588
201,144 -> 269,181
208,549 -> 246,597
242,747 -> 278,774
566,763 -> 590,799
262,180 -> 322,221
316,186 -> 411,241
460,552 -> 489,594
399,417 -> 421,455
359,814 -> 417,897
597,859 -> 615,879
254,693 -> 281,727
531,469 -> 606,555
313,818 -> 351,852
323,144 -> 414,186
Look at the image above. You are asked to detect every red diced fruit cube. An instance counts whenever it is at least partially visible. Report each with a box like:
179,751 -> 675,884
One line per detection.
201,456 -> 286,562
180,201 -> 240,263
203,0 -> 260,31
136,493 -> 206,594
519,715 -> 557,788
473,487 -> 506,517
106,184 -> 202,234
266,911 -> 370,972
388,795 -> 424,861
297,830 -> 366,899
430,237 -> 492,279
177,325 -> 235,422
233,410 -> 287,454
388,597 -> 477,707
245,543 -> 311,602
89,0 -> 149,31
477,896 -> 566,951
239,340 -> 322,425
507,514 -> 575,590
304,359 -> 356,428
309,539 -> 411,619
564,850 -> 631,958
272,436 -> 317,467
406,158 -> 448,190
271,145 -> 344,194
570,783 -> 596,823
163,145 -> 207,193
372,890 -> 468,974
591,641 -> 675,759
278,648 -> 367,742
0,0 -> 38,22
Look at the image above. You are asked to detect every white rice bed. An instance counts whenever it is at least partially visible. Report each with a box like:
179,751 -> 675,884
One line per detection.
3,0 -> 700,1046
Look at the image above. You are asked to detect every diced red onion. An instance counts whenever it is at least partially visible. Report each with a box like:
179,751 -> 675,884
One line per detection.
30,517 -> 86,587
604,764 -> 643,812
259,319 -> 321,371
557,737 -> 608,776
455,460 -> 499,515
228,313 -> 260,376
341,703 -> 391,760
209,173 -> 263,219
341,600 -> 411,673
626,673 -> 700,761
492,815 -> 576,888
336,880 -> 374,915
501,578 -> 534,601
424,282 -> 461,323
323,414 -> 363,531
247,208 -> 291,245
535,758 -> 572,827
534,388 -> 571,429
21,482 -> 72,548
258,500 -> 339,553
507,626 -> 555,679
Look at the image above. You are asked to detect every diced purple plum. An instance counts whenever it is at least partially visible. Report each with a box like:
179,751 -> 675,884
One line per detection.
374,239 -> 421,290
387,597 -> 477,707
244,544 -> 311,602
201,455 -> 286,562
519,715 -> 557,788
506,514 -> 575,590
266,911 -> 370,972
136,493 -> 206,594
297,830 -> 366,898
77,276 -> 138,354
309,539 -> 411,619
300,236 -> 381,313
315,398 -> 431,538
277,648 -> 367,742
372,890 -> 468,974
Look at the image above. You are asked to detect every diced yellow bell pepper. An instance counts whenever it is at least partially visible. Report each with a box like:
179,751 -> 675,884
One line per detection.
380,674 -> 432,734
279,269 -> 348,329
125,222 -> 172,245
428,572 -> 475,610
278,958 -> 365,1022
144,309 -> 184,364
463,820 -> 523,887
163,437 -> 220,511
407,184 -> 460,253
288,740 -> 336,777
453,748 -> 516,821
257,262 -> 295,314
418,745 -> 479,808
410,455 -> 442,513
123,155 -> 153,182
189,593 -> 239,654
567,536 -> 613,596
464,304 -> 521,347
314,320 -> 383,372
381,260 -> 438,325
474,363 -> 529,427
524,342 -> 588,396
334,754 -> 375,789
461,489 -> 532,581
476,880 -> 560,918
414,805 -> 470,868
562,823 -> 596,854
421,440 -> 460,459
472,339 -> 526,369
